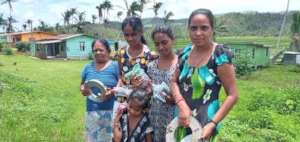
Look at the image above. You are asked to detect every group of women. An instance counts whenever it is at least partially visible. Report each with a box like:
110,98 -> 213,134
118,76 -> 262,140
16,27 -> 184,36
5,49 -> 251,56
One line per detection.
80,8 -> 238,142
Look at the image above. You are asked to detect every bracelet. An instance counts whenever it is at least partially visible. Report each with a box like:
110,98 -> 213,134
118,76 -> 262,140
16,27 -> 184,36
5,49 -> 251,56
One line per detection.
209,120 -> 218,126
175,98 -> 184,104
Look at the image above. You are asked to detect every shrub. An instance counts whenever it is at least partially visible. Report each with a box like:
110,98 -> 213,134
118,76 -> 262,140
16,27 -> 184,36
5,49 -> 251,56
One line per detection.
233,52 -> 255,77
0,43 -> 3,52
15,42 -> 31,52
3,47 -> 13,55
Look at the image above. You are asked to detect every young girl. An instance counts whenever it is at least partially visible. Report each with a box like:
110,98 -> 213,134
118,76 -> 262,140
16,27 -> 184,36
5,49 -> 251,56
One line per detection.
113,89 -> 153,142
117,16 -> 157,88
147,25 -> 177,142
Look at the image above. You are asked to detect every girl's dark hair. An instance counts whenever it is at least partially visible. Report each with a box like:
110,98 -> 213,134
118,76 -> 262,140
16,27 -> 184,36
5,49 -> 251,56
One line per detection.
128,88 -> 150,109
188,8 -> 215,29
151,25 -> 175,40
121,16 -> 147,45
91,39 -> 111,53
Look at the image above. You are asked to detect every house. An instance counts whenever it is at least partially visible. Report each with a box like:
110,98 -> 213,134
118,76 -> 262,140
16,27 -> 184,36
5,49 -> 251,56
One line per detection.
0,31 -> 58,44
224,42 -> 270,67
31,34 -> 95,59
282,51 -> 300,65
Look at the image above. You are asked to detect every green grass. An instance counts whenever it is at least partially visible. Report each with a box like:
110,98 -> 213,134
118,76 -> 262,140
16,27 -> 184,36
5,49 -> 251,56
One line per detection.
148,36 -> 291,57
0,55 -> 87,141
1,53 -> 299,141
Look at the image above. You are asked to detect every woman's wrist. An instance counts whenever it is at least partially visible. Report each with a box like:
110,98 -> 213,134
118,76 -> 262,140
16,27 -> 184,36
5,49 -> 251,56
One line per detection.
209,119 -> 218,127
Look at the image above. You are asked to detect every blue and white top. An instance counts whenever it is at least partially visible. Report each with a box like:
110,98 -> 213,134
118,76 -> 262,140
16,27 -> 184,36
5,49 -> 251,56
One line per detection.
81,60 -> 120,111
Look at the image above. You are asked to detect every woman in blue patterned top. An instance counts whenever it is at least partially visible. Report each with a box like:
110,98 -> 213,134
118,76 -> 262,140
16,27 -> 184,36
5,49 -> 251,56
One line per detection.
170,9 -> 239,141
80,39 -> 119,142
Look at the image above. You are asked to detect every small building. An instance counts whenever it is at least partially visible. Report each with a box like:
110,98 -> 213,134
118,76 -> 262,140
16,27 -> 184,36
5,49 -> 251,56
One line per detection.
0,31 -> 58,44
224,42 -> 270,67
282,51 -> 300,65
31,34 -> 95,59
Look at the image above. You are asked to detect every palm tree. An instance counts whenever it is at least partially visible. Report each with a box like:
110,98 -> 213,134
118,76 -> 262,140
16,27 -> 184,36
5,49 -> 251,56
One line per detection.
152,2 -> 163,17
91,14 -> 97,24
129,1 -> 141,16
26,19 -> 33,32
96,4 -> 104,23
22,23 -> 27,31
102,0 -> 113,23
6,16 -> 16,32
1,0 -> 17,33
0,14 -> 6,32
163,11 -> 174,24
75,11 -> 86,33
69,8 -> 77,24
1,0 -> 17,17
55,23 -> 60,32
117,11 -> 123,21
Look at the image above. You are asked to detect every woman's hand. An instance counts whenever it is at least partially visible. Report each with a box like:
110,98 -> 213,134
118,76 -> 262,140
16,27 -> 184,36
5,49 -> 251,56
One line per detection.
113,106 -> 123,142
178,108 -> 191,128
80,84 -> 90,96
201,122 -> 216,140
101,88 -> 114,101
164,93 -> 175,104
130,75 -> 143,87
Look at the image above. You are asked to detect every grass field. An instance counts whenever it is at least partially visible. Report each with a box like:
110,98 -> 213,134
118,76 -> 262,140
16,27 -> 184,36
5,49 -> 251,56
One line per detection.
147,36 -> 291,57
1,51 -> 299,141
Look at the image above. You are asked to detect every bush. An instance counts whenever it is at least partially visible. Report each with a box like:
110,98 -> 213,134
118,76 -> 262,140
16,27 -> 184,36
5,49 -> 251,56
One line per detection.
233,52 -> 255,77
0,43 -> 3,52
16,42 -> 31,52
2,47 -> 13,55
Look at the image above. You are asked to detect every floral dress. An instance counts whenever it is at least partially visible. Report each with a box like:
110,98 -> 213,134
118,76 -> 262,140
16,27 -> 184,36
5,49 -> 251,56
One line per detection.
147,59 -> 177,142
117,45 -> 157,85
177,44 -> 233,138
119,111 -> 153,142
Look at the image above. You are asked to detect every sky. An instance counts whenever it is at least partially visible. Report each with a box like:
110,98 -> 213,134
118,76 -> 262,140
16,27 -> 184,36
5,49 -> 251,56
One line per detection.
0,0 -> 299,31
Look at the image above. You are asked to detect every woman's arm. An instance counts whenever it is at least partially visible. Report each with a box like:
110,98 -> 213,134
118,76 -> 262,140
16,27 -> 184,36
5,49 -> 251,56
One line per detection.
201,64 -> 239,139
170,68 -> 191,127
145,133 -> 153,142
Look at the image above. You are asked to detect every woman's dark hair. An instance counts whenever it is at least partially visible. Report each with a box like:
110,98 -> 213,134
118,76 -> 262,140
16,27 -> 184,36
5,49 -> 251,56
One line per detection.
121,16 -> 147,45
188,8 -> 215,29
128,88 -> 150,109
91,39 -> 111,53
151,25 -> 175,40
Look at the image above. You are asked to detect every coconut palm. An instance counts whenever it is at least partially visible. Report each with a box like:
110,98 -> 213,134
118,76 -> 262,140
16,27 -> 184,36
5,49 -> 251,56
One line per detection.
22,23 -> 27,31
1,0 -> 17,17
96,4 -> 104,23
0,14 -> 6,32
6,16 -> 16,32
69,8 -> 78,24
92,14 -> 97,24
117,11 -> 123,21
152,2 -> 163,17
26,19 -> 33,32
163,11 -> 173,24
102,0 -> 113,23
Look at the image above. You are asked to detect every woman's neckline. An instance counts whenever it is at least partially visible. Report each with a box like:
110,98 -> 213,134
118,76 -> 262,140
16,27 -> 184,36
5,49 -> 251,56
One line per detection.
94,60 -> 112,71
126,44 -> 149,58
187,43 -> 217,68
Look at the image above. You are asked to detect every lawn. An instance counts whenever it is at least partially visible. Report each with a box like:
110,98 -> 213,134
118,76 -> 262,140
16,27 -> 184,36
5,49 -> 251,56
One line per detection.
1,53 -> 299,142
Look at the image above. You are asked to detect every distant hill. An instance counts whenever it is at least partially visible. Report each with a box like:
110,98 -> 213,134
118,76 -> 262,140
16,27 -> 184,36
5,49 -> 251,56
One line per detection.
52,11 -> 297,39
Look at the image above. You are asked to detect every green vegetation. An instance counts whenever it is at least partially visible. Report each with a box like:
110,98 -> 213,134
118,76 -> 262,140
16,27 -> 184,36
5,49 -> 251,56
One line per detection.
0,55 -> 86,141
1,53 -> 299,141
15,42 -> 31,52
2,47 -> 13,55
